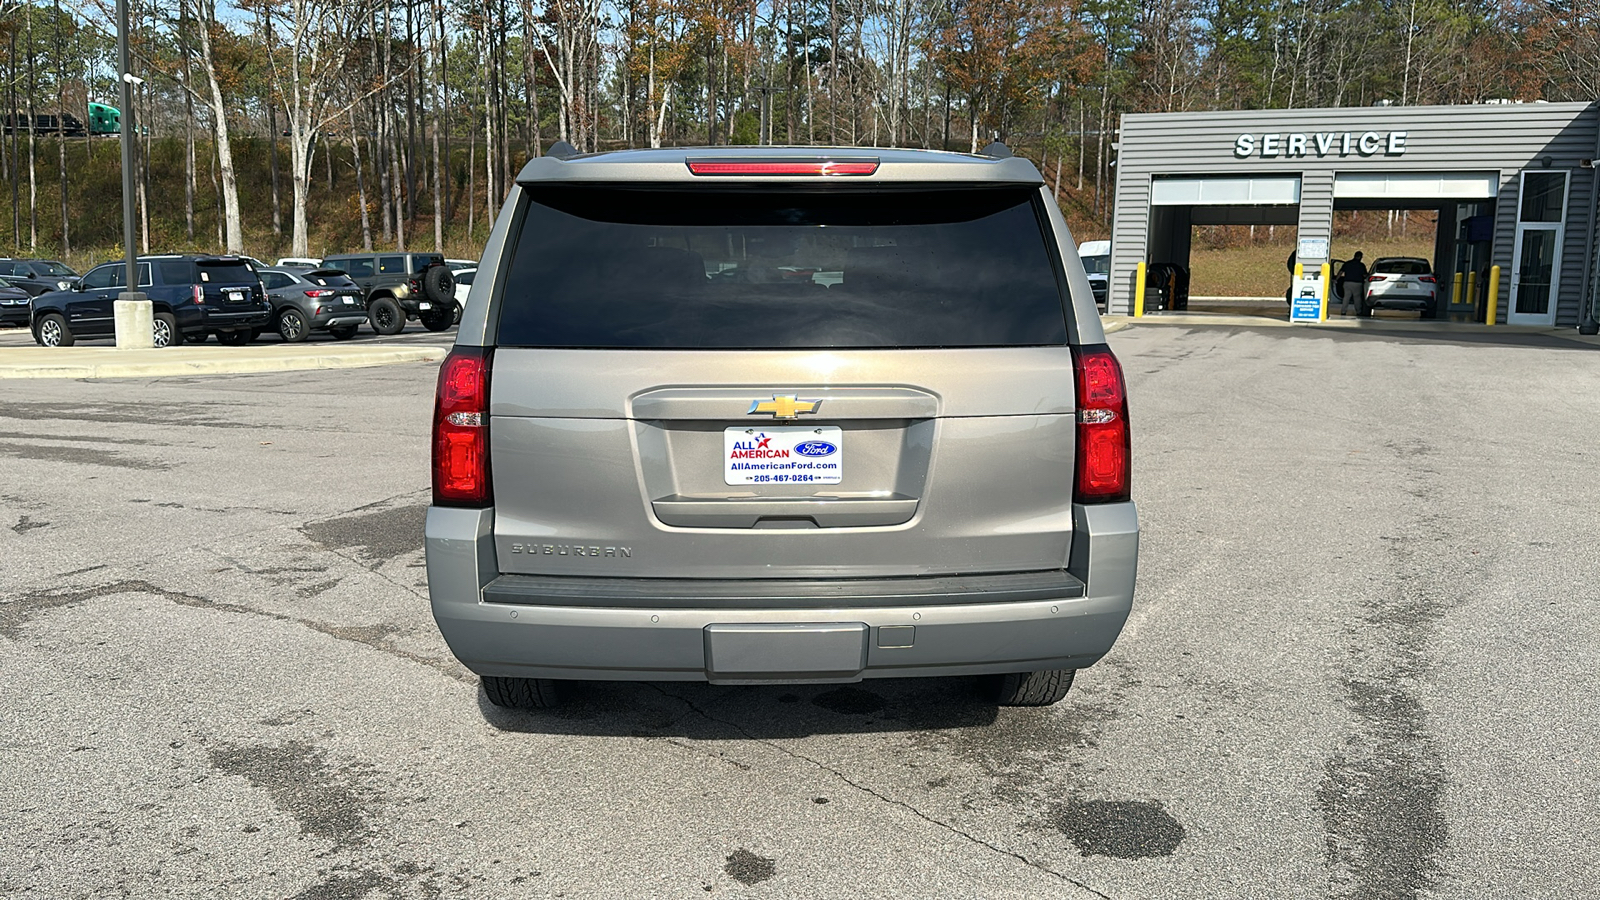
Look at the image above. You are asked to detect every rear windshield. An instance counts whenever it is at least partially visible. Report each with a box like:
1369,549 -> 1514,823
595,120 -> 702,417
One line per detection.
305,269 -> 356,287
496,186 -> 1068,349
37,260 -> 76,276
1374,259 -> 1430,275
197,261 -> 257,284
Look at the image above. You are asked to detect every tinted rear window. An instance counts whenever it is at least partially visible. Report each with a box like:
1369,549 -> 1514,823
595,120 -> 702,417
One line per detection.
197,262 -> 257,284
1081,254 -> 1109,276
1374,259 -> 1430,275
306,270 -> 357,287
496,186 -> 1068,349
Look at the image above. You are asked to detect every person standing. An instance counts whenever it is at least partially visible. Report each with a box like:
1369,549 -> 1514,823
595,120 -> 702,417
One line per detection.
1339,252 -> 1368,315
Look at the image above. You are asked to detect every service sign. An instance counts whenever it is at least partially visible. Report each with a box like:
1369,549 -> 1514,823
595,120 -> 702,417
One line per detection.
725,426 -> 843,485
1234,131 -> 1407,159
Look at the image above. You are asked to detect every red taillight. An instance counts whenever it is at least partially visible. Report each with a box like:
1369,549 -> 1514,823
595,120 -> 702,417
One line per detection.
1072,346 -> 1130,504
432,347 -> 492,507
687,158 -> 879,176
304,289 -> 335,298
192,284 -> 204,304
1367,274 -> 1388,282
1418,275 -> 1436,283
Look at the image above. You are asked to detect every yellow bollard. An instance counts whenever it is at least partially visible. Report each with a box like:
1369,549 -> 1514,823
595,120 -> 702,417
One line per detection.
1134,262 -> 1147,317
1485,265 -> 1501,325
1452,273 -> 1463,308
1319,263 -> 1331,322
1466,271 -> 1477,314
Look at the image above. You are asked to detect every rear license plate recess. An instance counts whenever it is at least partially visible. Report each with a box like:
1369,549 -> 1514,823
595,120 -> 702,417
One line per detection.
704,623 -> 868,681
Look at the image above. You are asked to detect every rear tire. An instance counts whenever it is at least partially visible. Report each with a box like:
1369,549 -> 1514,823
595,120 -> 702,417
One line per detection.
369,296 -> 405,335
34,312 -> 72,347
482,675 -> 564,709
328,324 -> 359,341
277,308 -> 310,342
183,331 -> 208,344
420,306 -> 455,332
215,329 -> 253,346
989,669 -> 1075,707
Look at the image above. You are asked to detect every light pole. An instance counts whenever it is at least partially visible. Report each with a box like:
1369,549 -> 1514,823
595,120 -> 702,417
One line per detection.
112,0 -> 150,348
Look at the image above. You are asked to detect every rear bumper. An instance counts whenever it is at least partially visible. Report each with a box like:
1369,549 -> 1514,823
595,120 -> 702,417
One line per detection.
315,312 -> 369,329
1367,292 -> 1432,309
202,309 -> 272,330
425,502 -> 1139,683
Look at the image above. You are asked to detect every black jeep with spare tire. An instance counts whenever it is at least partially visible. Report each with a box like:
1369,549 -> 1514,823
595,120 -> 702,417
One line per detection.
317,251 -> 457,336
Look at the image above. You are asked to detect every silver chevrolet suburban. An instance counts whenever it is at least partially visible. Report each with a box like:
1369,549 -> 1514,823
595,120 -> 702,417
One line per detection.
425,144 -> 1138,709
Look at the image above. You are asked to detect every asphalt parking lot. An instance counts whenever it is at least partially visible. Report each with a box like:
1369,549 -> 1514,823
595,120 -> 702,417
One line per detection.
2,323 -> 1596,899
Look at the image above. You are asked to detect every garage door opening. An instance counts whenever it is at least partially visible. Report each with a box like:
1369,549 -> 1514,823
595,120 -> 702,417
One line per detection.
1329,171 -> 1497,322
1141,172 -> 1498,323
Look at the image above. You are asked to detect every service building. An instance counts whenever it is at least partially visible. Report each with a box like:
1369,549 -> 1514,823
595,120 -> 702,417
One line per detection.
1107,102 -> 1600,327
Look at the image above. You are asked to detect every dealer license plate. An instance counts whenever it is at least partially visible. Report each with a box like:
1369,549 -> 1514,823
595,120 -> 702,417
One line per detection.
418,302 -> 432,310
724,426 -> 842,486
343,296 -> 356,304
226,290 -> 243,303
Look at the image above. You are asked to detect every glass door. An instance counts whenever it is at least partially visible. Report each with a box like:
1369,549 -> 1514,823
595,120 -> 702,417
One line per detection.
1508,171 -> 1567,326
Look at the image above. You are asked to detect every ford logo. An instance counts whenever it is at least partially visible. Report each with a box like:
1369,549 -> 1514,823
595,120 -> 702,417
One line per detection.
794,441 -> 837,458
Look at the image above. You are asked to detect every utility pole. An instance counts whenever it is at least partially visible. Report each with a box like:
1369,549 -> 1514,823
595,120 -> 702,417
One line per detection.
114,0 -> 150,348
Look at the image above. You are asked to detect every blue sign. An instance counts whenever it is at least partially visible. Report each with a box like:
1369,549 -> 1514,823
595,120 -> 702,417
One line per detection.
1290,292 -> 1322,322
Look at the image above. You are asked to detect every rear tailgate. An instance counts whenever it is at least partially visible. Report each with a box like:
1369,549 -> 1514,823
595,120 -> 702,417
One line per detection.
487,184 -> 1078,581
196,260 -> 268,323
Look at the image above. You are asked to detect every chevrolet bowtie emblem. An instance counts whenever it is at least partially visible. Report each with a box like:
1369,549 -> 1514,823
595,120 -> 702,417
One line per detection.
748,394 -> 821,419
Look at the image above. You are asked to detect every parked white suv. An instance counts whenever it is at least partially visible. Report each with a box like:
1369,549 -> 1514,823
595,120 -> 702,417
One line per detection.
1364,257 -> 1439,318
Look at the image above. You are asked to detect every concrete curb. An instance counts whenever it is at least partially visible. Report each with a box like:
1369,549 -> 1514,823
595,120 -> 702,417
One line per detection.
0,345 -> 448,379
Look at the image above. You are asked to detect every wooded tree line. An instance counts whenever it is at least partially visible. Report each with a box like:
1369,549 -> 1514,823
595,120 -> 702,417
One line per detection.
4,0 -> 1600,260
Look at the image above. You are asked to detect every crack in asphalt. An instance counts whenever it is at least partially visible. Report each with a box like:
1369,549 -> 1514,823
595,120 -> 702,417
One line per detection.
175,589 -> 469,684
1,579 -> 206,639
2,574 -> 468,684
647,684 -> 1114,900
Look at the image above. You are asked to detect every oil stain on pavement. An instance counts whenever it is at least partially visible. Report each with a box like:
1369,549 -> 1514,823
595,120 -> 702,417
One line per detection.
207,741 -> 382,850
300,503 -> 427,566
724,848 -> 777,885
1051,799 -> 1186,859
1317,438 -> 1452,898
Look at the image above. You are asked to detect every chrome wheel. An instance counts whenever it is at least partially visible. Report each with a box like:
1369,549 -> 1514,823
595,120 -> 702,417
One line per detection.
278,309 -> 307,342
38,318 -> 62,346
152,317 -> 173,347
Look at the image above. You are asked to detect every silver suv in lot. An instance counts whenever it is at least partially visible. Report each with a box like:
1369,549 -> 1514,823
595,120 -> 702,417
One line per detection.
425,146 -> 1138,709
